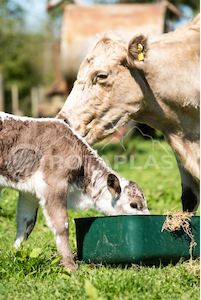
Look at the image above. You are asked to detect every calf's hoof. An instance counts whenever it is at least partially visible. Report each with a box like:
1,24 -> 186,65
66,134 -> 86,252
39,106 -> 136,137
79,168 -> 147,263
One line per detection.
61,258 -> 78,272
13,238 -> 23,249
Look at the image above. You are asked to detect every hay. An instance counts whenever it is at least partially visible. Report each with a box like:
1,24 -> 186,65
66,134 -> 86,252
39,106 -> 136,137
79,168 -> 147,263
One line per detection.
183,258 -> 200,276
161,212 -> 196,259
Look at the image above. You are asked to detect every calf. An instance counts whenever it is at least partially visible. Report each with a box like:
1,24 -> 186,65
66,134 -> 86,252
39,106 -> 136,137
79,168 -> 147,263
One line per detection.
0,112 -> 149,271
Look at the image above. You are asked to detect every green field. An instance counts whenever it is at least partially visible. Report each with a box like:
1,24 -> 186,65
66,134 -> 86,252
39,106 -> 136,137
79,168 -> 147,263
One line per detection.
0,137 -> 199,300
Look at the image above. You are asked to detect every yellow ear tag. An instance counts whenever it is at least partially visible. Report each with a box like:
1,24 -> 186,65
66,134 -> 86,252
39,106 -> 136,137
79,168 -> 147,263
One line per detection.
137,43 -> 144,61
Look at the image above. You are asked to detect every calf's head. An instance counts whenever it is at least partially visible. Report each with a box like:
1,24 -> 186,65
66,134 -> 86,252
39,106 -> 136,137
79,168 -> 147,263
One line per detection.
93,173 -> 149,215
57,34 -> 147,144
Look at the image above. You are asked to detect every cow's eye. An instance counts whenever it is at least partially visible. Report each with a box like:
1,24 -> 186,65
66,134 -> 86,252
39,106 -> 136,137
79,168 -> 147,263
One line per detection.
97,72 -> 108,79
95,72 -> 109,83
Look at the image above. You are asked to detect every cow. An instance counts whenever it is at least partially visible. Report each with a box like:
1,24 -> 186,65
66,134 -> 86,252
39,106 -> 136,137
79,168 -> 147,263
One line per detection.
0,112 -> 149,271
57,15 -> 200,213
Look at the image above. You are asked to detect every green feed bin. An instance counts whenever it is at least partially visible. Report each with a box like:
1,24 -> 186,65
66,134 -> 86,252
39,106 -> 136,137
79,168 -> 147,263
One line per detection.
75,215 -> 200,265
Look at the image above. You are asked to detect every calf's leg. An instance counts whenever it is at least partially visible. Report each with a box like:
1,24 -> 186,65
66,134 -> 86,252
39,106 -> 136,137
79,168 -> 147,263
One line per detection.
14,192 -> 39,248
41,185 -> 76,272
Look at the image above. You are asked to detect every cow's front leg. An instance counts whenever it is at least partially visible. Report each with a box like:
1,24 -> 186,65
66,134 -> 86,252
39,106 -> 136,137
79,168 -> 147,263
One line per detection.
177,162 -> 199,212
41,185 -> 76,272
181,182 -> 199,212
14,192 -> 39,248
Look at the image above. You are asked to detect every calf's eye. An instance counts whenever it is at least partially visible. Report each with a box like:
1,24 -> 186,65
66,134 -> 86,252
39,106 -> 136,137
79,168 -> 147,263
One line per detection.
130,202 -> 138,209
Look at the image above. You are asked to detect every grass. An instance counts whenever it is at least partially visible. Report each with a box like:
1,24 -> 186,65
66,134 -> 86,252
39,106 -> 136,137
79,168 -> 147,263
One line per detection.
0,137 -> 200,300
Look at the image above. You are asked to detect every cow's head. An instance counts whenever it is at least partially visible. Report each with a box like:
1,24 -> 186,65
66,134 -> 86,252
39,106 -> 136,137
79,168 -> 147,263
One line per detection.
57,34 -> 147,144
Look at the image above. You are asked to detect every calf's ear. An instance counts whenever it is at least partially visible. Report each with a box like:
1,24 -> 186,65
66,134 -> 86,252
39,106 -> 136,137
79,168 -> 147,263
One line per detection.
107,174 -> 121,197
127,34 -> 147,69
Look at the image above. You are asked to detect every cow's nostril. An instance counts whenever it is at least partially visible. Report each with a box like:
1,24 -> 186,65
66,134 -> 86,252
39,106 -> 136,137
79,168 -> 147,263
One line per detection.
130,202 -> 138,209
64,119 -> 70,126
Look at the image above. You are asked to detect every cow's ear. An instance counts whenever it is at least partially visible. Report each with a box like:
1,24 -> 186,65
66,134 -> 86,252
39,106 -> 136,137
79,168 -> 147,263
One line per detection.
107,174 -> 121,197
127,34 -> 147,69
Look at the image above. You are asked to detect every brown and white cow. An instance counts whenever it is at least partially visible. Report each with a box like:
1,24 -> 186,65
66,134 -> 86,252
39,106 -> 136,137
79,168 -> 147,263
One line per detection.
57,15 -> 200,213
0,112 -> 148,271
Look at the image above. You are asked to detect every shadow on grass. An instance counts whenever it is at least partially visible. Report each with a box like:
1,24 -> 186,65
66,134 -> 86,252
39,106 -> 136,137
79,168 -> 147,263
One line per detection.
77,257 -> 199,270
0,206 -> 14,219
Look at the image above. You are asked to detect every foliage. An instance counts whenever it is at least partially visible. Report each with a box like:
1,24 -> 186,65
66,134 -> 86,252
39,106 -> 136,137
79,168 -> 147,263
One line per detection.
0,138 -> 199,299
170,0 -> 199,11
0,0 -> 50,113
0,30 -> 44,92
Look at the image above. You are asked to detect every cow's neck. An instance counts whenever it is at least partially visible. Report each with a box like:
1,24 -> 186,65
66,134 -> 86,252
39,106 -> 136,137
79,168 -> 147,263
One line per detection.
132,68 -> 200,180
132,69 -> 174,132
133,18 -> 199,136
133,63 -> 199,136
